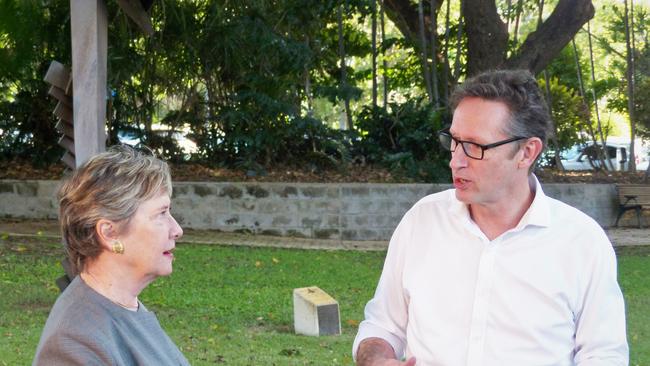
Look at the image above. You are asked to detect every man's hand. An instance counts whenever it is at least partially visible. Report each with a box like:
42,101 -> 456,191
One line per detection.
356,338 -> 416,366
363,357 -> 416,366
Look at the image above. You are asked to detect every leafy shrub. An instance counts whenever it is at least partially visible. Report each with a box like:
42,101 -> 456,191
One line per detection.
355,99 -> 450,182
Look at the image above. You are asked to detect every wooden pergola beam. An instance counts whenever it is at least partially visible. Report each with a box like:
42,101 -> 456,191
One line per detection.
69,0 -> 108,167
68,0 -> 154,167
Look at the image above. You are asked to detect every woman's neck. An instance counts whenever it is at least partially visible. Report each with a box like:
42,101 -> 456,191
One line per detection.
80,259 -> 145,310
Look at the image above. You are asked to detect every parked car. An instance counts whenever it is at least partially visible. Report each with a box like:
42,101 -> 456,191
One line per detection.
560,139 -> 649,171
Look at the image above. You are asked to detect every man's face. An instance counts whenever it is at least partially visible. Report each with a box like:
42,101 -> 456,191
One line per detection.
448,97 -> 525,208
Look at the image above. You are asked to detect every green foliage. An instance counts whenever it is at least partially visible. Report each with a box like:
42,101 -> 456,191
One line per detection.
1,0 -> 645,179
539,77 -> 590,150
0,0 -> 70,164
355,99 -> 450,182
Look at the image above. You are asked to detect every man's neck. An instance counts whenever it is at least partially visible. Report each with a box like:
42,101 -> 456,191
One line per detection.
469,175 -> 536,241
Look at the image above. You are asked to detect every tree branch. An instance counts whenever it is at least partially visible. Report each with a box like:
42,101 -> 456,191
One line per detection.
504,0 -> 594,74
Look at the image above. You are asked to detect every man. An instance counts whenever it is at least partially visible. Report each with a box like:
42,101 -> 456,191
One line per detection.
353,70 -> 628,366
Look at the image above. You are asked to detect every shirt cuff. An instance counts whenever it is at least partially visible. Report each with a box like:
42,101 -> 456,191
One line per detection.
352,320 -> 406,362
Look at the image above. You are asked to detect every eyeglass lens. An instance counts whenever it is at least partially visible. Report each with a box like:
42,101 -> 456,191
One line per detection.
439,132 -> 483,159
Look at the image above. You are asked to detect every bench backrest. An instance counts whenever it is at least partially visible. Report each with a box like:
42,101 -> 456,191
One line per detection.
617,185 -> 650,206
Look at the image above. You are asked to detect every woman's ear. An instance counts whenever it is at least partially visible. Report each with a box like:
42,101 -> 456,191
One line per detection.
95,219 -> 119,250
518,137 -> 544,170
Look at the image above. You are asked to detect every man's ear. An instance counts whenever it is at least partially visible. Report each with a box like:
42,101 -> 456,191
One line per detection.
95,219 -> 119,250
518,137 -> 543,170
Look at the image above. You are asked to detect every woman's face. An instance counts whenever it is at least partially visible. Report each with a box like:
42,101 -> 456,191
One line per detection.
119,190 -> 183,282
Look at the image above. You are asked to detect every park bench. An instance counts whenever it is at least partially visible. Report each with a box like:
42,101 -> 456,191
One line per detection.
614,184 -> 650,228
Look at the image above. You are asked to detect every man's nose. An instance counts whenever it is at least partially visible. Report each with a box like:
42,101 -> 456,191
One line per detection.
449,147 -> 469,170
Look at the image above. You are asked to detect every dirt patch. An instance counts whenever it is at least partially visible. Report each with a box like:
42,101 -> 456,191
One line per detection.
2,159 -> 649,184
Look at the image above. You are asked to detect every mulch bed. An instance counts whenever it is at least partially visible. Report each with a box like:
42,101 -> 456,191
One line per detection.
1,159 -> 648,184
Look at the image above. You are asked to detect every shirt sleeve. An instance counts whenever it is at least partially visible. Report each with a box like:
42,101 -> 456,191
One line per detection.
33,330 -> 112,366
573,230 -> 629,366
352,211 -> 413,361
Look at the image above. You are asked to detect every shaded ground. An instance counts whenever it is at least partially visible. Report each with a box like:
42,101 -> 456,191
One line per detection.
2,159 -> 649,184
1,218 -> 647,249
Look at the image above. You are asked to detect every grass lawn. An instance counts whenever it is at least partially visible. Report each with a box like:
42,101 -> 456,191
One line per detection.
0,236 -> 648,365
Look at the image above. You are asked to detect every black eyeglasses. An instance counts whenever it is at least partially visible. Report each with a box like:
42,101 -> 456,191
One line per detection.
437,129 -> 528,160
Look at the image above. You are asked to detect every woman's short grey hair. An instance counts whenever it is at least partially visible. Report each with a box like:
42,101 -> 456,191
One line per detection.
449,69 -> 553,164
58,145 -> 172,273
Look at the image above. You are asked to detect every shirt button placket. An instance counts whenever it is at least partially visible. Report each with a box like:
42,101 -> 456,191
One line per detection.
466,241 -> 498,366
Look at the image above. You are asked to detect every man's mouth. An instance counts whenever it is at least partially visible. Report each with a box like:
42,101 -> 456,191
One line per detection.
454,177 -> 471,188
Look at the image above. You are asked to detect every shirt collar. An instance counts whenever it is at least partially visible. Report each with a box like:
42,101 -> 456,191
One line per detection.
447,174 -> 551,231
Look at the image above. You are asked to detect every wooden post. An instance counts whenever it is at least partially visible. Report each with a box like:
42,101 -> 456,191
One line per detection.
70,0 -> 108,167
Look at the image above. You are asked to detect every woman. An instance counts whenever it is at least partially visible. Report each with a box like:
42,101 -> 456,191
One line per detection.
33,145 -> 190,365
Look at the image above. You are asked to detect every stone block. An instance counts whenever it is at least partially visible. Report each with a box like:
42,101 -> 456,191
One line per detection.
342,186 -> 369,197
231,200 -> 257,212
193,184 -> 217,197
246,185 -> 269,198
219,185 -> 243,199
313,229 -> 339,240
272,186 -> 298,198
293,287 -> 341,336
312,200 -> 341,213
0,182 -> 15,194
301,217 -> 323,228
272,215 -> 294,226
301,186 -> 326,198
16,183 -> 38,196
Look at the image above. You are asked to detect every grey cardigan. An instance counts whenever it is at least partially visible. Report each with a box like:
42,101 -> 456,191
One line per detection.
33,276 -> 190,365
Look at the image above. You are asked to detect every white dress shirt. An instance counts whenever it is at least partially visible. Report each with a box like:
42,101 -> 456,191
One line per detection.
353,179 -> 628,366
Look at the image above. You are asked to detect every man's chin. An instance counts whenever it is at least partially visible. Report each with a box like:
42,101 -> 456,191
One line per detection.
454,189 -> 473,204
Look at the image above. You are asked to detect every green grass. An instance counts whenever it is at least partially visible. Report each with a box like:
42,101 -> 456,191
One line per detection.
1,237 -> 648,365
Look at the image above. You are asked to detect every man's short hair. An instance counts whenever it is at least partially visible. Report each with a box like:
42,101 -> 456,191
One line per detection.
449,69 -> 553,158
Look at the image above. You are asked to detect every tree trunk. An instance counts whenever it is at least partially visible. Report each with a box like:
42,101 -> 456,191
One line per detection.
418,0 -> 433,102
624,0 -> 637,171
462,0 -> 509,76
430,0 -> 440,107
372,0 -> 378,108
587,21 -> 611,171
338,4 -> 352,130
380,0 -> 388,107
442,0 -> 451,102
513,0 -> 522,45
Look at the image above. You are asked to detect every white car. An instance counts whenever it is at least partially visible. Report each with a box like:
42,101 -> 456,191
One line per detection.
560,140 -> 649,171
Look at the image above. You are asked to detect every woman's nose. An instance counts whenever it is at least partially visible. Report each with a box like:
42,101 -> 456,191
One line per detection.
170,215 -> 183,240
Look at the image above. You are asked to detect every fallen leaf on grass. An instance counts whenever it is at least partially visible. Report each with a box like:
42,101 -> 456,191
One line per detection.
346,319 -> 360,326
255,260 -> 262,268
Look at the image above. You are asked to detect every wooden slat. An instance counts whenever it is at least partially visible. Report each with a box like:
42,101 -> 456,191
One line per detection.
617,185 -> 650,206
43,61 -> 71,90
58,135 -> 75,155
55,119 -> 74,139
48,85 -> 72,107
116,0 -> 154,36
54,102 -> 73,124
61,151 -> 76,170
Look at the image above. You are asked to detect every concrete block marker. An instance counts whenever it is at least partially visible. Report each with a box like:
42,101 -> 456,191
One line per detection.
293,286 -> 341,336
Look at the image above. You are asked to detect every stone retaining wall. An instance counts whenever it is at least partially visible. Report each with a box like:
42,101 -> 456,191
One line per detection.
1,180 -> 645,241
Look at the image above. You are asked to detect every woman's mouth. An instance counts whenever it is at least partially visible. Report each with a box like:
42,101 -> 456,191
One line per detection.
163,249 -> 175,259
